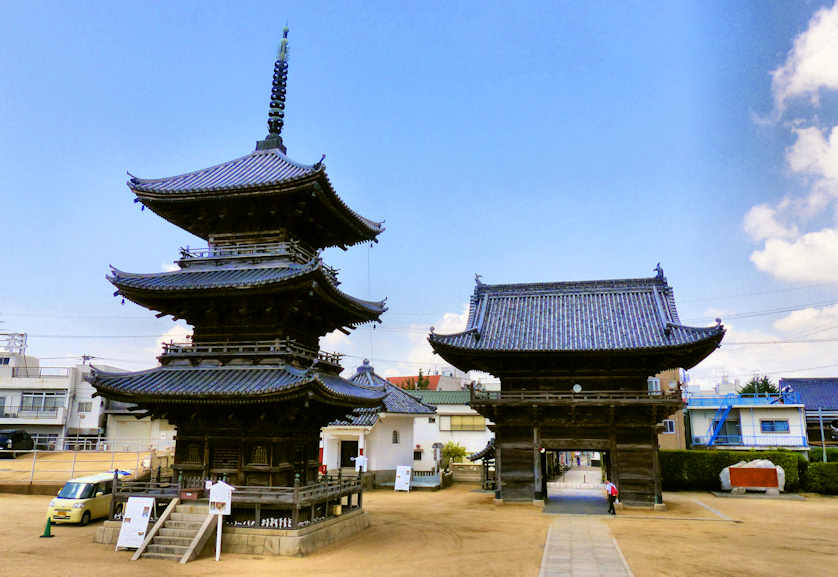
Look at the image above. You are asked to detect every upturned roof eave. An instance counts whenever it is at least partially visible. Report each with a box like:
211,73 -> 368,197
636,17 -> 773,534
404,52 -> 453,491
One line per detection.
130,166 -> 384,242
429,327 -> 725,362
87,367 -> 385,408
107,263 -> 387,320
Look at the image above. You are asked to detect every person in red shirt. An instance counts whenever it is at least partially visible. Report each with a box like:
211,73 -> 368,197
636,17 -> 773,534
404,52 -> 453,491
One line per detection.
604,479 -> 618,515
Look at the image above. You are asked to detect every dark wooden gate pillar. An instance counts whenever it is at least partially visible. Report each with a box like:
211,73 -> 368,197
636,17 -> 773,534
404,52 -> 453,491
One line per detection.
532,425 -> 542,501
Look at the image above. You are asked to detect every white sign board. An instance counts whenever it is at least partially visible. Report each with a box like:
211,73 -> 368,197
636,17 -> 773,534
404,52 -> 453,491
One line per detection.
209,480 -> 234,516
394,466 -> 412,492
116,497 -> 155,550
208,481 -> 235,562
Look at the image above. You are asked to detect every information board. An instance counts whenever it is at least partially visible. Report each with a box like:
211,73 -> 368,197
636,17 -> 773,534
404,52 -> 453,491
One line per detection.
116,497 -> 155,550
394,466 -> 412,492
209,480 -> 234,515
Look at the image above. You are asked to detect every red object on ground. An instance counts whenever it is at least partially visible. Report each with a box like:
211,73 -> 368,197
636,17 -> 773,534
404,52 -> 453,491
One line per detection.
730,467 -> 778,488
179,489 -> 202,500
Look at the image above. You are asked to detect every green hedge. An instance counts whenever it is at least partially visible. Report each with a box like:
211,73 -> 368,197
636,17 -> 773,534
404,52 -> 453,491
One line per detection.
802,462 -> 838,494
660,450 -> 803,491
807,448 -> 838,463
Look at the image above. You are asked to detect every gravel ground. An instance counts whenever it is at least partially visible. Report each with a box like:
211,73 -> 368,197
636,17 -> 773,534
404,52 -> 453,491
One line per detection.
0,485 -> 834,577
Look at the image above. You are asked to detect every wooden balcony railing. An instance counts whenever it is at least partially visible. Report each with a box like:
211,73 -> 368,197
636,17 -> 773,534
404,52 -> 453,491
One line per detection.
470,389 -> 683,405
114,473 -> 364,529
160,339 -> 343,367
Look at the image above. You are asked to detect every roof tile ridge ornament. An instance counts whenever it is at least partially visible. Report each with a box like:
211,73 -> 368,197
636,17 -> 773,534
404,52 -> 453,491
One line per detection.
256,26 -> 290,153
654,262 -> 666,283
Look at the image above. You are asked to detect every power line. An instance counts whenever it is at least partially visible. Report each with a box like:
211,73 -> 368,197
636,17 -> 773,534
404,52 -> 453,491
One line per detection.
684,297 -> 838,324
723,337 -> 838,345
679,282 -> 832,304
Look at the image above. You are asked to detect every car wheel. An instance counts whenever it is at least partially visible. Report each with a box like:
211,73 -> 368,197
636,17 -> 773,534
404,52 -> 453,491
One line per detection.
80,511 -> 91,526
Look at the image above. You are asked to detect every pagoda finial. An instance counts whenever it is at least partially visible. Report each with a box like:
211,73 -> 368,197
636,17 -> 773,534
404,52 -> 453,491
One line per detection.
256,27 -> 290,153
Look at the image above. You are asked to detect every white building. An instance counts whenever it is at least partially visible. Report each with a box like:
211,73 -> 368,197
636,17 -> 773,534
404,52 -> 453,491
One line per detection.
687,390 -> 808,451
321,360 -> 436,486
103,401 -> 176,452
0,333 -> 114,449
407,390 -> 494,470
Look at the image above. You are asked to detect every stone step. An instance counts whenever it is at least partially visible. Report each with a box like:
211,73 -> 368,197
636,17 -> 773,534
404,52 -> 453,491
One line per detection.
163,520 -> 203,530
158,527 -> 199,538
141,552 -> 182,561
146,543 -> 189,556
152,535 -> 193,546
169,512 -> 207,522
175,504 -> 207,514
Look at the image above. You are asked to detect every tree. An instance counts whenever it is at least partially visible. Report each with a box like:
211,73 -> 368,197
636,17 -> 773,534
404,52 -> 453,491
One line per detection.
738,375 -> 778,395
404,369 -> 431,390
441,441 -> 467,469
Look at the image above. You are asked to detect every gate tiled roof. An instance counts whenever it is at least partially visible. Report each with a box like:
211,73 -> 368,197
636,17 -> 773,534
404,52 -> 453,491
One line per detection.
429,271 -> 724,353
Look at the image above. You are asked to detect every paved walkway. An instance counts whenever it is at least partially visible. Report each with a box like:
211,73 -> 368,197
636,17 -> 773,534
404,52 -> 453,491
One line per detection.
539,516 -> 633,577
545,467 -> 608,516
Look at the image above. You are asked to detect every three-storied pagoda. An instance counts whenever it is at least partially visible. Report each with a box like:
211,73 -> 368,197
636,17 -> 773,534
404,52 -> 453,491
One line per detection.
89,29 -> 387,488
429,267 -> 724,506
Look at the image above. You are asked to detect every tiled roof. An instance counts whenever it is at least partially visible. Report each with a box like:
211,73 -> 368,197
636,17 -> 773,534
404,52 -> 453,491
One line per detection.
405,390 -> 471,406
429,272 -> 724,354
127,148 -> 383,244
88,364 -> 386,406
128,148 -> 317,194
387,375 -> 442,391
109,263 -> 311,291
779,378 -> 838,411
329,361 -> 435,426
468,438 -> 495,462
108,262 -> 386,315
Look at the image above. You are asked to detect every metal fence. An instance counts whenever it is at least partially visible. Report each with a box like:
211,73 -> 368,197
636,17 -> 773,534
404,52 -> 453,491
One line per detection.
28,435 -> 176,453
0,449 -> 167,484
692,434 -> 808,448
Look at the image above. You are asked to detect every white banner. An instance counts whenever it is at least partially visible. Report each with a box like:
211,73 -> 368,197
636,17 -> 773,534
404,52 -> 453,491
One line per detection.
394,466 -> 411,492
116,497 -> 155,550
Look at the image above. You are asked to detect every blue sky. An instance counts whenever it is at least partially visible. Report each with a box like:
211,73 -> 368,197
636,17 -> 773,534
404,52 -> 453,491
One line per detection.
2,1 -> 838,386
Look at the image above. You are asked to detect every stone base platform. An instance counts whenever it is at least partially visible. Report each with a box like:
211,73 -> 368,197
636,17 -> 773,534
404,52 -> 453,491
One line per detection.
95,509 -> 369,557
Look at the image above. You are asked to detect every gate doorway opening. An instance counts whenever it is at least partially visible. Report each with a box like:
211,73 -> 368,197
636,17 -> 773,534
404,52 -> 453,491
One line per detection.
542,450 -> 609,515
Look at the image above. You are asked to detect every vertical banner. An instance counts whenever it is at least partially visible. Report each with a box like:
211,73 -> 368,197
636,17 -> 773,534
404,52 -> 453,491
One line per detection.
394,466 -> 412,492
116,497 -> 155,550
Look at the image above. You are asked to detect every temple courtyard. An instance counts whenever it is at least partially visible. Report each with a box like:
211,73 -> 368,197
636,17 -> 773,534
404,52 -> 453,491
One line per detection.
0,484 -> 834,577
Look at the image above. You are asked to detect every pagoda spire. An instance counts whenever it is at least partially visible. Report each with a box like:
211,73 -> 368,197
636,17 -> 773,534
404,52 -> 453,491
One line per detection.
256,27 -> 290,153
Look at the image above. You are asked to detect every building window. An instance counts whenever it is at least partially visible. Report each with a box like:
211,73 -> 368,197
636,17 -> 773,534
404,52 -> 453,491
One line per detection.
761,420 -> 790,433
428,416 -> 436,423
77,401 -> 92,413
392,430 -> 400,444
450,415 -> 485,431
662,419 -> 675,433
0,357 -> 9,365
413,450 -> 423,460
21,391 -> 65,412
647,377 -> 661,394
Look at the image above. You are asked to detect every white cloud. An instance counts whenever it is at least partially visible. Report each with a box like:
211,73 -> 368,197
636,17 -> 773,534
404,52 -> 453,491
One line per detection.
745,3 -> 838,283
403,304 -> 469,369
689,320 -> 838,388
743,204 -> 798,241
750,228 -> 838,282
161,263 -> 179,272
143,323 -> 191,357
787,125 -> 838,180
771,1 -> 838,115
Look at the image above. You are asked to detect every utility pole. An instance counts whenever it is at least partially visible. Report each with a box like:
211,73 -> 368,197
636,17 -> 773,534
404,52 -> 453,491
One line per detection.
818,407 -> 827,462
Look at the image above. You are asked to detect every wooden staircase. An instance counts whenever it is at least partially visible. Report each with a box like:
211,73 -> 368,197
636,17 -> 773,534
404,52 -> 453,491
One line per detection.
133,500 -> 216,563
